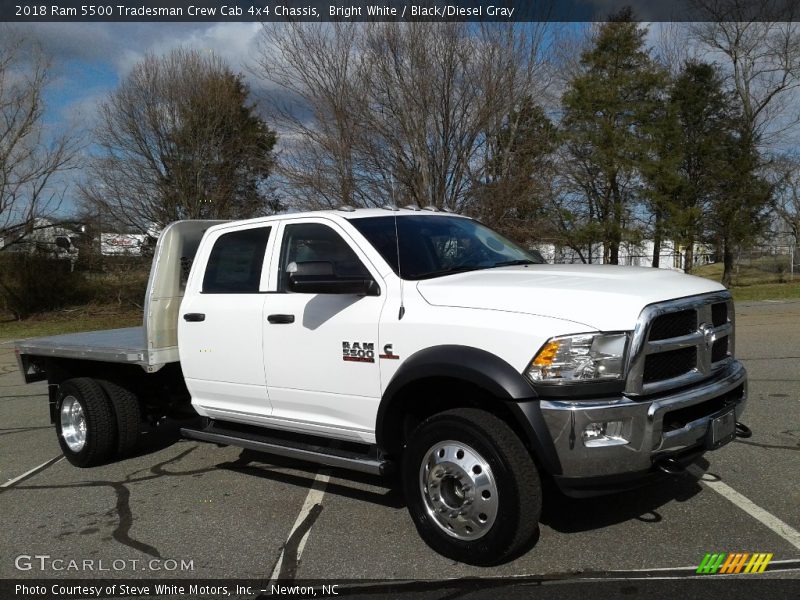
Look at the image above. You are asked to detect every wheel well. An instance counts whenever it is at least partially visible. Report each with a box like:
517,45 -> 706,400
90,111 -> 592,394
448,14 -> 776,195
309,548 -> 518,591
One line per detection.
42,358 -> 190,421
379,376 -> 534,460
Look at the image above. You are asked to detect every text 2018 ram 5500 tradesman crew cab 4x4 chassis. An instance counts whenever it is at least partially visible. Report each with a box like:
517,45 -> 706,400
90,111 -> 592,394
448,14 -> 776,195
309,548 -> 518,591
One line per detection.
15,208 -> 749,564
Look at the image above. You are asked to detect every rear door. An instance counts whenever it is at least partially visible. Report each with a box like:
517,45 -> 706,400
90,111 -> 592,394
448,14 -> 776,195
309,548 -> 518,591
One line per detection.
179,224 -> 275,420
262,218 -> 385,439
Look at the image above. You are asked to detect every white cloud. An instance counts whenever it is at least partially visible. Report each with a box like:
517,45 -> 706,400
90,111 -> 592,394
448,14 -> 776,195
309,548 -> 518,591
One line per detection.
16,22 -> 264,81
111,22 -> 263,79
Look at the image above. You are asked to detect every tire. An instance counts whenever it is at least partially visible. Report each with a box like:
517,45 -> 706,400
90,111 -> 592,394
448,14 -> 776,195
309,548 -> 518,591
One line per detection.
97,379 -> 141,457
55,378 -> 116,467
402,408 -> 541,565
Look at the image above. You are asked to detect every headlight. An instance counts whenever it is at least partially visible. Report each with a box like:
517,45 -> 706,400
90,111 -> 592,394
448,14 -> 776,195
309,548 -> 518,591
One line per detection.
526,333 -> 628,384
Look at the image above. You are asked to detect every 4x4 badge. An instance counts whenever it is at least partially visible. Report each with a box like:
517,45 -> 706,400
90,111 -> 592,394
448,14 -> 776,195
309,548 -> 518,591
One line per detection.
698,322 -> 716,350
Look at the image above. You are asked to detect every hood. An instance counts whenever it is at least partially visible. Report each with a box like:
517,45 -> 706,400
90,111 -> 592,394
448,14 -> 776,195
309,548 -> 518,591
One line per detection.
415,264 -> 725,331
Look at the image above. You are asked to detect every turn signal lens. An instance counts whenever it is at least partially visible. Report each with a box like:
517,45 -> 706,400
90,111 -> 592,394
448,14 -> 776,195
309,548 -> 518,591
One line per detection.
527,333 -> 629,384
532,341 -> 560,366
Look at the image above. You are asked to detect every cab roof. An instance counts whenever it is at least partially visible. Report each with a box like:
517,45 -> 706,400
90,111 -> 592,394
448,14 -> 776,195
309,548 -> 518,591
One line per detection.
302,207 -> 469,220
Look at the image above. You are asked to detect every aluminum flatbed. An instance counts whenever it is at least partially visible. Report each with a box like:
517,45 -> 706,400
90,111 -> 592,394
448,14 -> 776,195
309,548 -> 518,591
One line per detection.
14,327 -> 175,366
14,221 -> 225,381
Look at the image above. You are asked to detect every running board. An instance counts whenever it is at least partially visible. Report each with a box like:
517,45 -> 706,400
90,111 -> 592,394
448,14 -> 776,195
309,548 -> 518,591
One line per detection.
180,422 -> 391,476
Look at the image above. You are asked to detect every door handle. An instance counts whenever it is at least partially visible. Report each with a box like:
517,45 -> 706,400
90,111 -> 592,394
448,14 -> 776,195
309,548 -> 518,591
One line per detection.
183,313 -> 206,322
267,314 -> 295,324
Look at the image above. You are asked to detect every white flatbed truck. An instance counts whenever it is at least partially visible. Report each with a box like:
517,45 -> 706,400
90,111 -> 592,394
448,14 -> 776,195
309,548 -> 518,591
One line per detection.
15,209 -> 749,564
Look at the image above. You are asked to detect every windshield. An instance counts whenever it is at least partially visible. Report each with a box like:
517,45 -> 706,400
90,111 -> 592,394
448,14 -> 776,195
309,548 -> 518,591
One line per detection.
350,215 -> 544,280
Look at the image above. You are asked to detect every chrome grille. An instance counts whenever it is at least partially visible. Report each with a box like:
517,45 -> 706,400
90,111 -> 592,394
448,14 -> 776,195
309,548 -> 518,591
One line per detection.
711,337 -> 730,362
625,292 -> 735,396
648,310 -> 696,341
642,347 -> 697,383
711,303 -> 728,327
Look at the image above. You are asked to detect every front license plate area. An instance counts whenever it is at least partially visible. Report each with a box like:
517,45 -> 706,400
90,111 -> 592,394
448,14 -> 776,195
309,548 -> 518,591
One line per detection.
706,408 -> 736,450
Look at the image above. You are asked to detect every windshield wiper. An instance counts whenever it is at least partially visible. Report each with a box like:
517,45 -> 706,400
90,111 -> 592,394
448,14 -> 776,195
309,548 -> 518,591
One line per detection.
413,265 -> 485,280
490,259 -> 537,268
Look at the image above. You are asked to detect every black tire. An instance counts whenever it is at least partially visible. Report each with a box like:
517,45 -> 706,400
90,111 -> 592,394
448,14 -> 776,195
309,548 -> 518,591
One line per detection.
402,408 -> 541,565
97,379 -> 141,457
55,378 -> 116,467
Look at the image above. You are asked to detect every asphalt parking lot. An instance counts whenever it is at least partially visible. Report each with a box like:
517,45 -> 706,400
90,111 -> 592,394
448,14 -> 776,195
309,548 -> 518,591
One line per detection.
1,300 -> 799,589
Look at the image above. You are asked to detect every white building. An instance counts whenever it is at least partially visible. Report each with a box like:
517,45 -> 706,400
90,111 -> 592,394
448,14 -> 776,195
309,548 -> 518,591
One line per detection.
531,240 -> 715,271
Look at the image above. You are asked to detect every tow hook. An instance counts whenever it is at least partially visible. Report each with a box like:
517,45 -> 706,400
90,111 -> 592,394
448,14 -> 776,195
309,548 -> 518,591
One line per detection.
655,457 -> 685,475
735,422 -> 752,439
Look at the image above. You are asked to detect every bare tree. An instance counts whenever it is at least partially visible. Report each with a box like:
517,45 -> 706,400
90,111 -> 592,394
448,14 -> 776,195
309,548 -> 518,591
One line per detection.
773,157 -> 800,244
691,1 -> 800,147
652,22 -> 696,76
81,48 -> 277,232
256,23 -> 365,208
357,22 -> 518,211
0,29 -> 79,249
256,22 -> 558,212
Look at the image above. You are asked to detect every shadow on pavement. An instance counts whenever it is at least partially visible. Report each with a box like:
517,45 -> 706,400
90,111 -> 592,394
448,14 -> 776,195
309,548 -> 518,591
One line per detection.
540,460 -> 708,534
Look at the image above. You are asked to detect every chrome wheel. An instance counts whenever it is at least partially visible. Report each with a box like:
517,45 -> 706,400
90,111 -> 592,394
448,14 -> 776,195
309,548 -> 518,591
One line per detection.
60,395 -> 87,452
419,440 -> 499,541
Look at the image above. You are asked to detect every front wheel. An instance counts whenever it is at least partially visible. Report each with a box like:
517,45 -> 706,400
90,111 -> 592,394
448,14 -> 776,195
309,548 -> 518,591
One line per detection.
56,378 -> 116,467
403,408 -> 541,565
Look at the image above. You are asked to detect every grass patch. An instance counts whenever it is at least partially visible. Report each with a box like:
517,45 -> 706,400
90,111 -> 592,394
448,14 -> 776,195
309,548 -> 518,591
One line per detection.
691,262 -> 800,301
692,260 -> 794,286
0,305 -> 142,342
728,282 -> 800,302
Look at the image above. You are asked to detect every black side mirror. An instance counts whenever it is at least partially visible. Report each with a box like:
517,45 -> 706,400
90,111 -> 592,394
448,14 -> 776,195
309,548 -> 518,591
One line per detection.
287,261 -> 380,296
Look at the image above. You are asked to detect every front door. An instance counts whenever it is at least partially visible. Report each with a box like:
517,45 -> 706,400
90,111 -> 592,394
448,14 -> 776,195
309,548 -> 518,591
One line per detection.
262,219 -> 385,440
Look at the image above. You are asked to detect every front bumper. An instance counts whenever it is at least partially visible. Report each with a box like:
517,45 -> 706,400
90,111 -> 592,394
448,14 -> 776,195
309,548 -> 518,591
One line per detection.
535,361 -> 747,496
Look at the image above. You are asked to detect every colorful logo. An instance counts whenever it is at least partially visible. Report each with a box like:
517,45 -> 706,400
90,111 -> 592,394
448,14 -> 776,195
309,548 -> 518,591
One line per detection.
696,552 -> 773,574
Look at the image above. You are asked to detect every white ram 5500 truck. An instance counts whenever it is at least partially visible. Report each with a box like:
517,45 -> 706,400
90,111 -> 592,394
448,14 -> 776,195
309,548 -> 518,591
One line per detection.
15,209 -> 749,565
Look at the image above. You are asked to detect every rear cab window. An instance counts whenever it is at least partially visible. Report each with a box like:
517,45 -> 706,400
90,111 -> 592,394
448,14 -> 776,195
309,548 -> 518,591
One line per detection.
203,227 -> 271,293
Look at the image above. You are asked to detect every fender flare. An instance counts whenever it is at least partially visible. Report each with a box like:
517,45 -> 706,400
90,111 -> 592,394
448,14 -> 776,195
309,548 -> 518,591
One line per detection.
376,345 -> 561,474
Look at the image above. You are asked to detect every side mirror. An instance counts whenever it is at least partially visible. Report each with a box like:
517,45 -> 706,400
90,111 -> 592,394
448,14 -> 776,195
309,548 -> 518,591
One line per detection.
287,261 -> 380,296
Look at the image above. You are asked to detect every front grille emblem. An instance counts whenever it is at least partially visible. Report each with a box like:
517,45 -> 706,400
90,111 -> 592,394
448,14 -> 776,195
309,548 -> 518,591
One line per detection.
698,322 -> 716,351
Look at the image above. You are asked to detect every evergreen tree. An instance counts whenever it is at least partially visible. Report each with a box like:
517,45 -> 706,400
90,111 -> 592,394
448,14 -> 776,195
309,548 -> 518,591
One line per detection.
163,72 -> 279,220
712,129 -> 772,286
645,60 -> 772,281
475,98 -> 558,243
644,61 -> 736,272
561,9 -> 668,264
82,49 -> 279,231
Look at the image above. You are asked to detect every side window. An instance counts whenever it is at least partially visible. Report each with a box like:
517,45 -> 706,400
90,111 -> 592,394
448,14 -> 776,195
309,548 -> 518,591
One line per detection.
279,223 -> 369,291
203,227 -> 271,293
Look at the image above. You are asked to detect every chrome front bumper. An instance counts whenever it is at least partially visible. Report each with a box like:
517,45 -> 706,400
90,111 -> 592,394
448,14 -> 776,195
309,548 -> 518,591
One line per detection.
538,361 -> 747,489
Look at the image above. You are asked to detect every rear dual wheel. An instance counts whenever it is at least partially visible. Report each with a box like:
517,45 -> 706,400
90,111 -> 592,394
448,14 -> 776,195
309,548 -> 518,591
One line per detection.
56,377 -> 141,467
403,408 -> 542,565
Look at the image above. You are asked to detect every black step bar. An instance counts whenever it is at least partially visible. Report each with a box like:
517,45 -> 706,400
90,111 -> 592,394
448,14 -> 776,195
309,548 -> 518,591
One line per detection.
181,422 -> 391,476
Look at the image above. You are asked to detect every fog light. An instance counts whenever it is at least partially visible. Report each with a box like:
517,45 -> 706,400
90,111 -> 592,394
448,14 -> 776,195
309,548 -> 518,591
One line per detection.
583,420 -> 628,447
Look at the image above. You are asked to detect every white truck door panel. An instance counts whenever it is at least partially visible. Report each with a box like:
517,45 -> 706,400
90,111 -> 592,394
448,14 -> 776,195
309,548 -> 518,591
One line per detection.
263,219 -> 384,435
179,225 -> 274,418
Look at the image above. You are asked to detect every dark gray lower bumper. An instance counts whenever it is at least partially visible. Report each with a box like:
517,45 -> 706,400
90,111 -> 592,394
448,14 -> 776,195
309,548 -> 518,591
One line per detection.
534,361 -> 747,496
